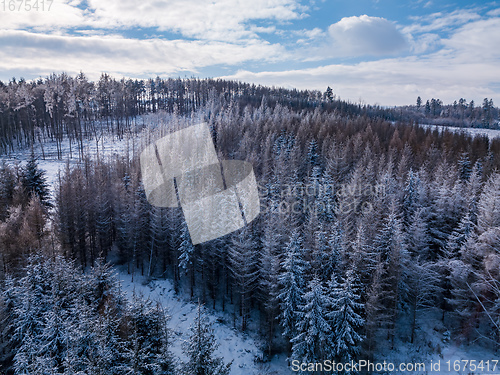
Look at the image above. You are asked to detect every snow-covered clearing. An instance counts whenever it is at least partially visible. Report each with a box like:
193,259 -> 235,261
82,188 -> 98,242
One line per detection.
1,132 -> 138,194
118,271 -> 499,375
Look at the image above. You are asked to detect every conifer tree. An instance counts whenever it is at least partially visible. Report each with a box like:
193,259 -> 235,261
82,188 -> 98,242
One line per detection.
123,294 -> 176,375
330,270 -> 364,366
22,150 -> 50,207
291,276 -> 334,368
278,231 -> 307,343
182,304 -> 231,375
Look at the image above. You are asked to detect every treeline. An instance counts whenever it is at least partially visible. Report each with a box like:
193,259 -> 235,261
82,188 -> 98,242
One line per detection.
398,96 -> 499,128
0,73 -> 322,157
0,73 -> 399,158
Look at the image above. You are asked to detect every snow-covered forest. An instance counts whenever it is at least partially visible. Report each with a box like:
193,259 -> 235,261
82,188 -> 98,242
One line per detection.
1,73 -> 500,374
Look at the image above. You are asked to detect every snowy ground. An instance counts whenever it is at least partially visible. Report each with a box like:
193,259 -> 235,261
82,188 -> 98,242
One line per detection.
379,311 -> 500,375
118,271 -> 290,375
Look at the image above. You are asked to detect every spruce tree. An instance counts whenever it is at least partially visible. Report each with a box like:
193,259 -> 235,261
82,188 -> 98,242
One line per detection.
278,231 -> 307,343
22,150 -> 50,207
330,270 -> 364,367
291,277 -> 334,368
182,304 -> 231,375
123,294 -> 176,375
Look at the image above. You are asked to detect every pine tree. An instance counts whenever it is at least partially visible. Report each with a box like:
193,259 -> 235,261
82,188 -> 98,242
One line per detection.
307,139 -> 321,178
458,153 -> 472,181
178,221 -> 195,271
477,172 -> 500,254
258,219 -> 282,355
181,304 -> 231,375
310,224 -> 334,282
324,86 -> 334,102
406,207 -> 431,260
445,212 -> 475,258
350,222 -> 375,291
402,168 -> 421,229
363,261 -> 386,356
123,294 -> 176,375
406,260 -> 441,343
373,204 -> 409,347
427,164 -> 463,257
228,229 -> 259,331
178,219 -> 196,297
0,162 -> 17,221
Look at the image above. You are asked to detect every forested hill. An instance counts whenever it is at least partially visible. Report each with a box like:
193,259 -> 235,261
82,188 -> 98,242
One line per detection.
2,73 -> 498,158
2,72 -> 500,373
0,73 -> 399,157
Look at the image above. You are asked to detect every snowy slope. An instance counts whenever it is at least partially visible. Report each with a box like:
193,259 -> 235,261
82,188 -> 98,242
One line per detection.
118,271 -> 291,375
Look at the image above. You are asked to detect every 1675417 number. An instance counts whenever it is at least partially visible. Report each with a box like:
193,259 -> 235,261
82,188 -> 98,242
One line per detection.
1,0 -> 53,11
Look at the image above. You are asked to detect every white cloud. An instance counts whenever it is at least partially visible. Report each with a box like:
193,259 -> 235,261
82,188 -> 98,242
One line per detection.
487,8 -> 500,17
406,32 -> 441,54
291,27 -> 326,45
0,30 -> 287,80
2,1 -> 500,108
405,9 -> 481,34
221,15 -> 500,108
443,17 -> 500,61
327,15 -> 408,57
0,0 -> 86,31
0,0 -> 306,42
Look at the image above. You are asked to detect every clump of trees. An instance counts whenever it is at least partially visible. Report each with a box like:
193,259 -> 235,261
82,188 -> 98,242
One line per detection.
50,98 -> 500,362
0,254 -> 231,374
407,96 -> 499,128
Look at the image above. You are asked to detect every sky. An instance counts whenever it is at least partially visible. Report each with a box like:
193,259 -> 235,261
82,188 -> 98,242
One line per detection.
1,0 -> 499,106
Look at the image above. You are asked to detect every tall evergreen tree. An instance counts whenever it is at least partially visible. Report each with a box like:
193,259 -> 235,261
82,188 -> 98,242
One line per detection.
181,304 -> 231,375
22,150 -> 50,207
123,294 -> 176,375
291,277 -> 334,369
278,231 -> 307,343
330,270 -> 364,367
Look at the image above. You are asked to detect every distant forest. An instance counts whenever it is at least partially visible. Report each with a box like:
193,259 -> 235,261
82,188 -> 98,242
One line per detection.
1,73 -> 498,157
1,73 -> 500,374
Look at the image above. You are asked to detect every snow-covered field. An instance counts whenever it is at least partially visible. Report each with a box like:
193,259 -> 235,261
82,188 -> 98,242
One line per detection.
418,123 -> 500,140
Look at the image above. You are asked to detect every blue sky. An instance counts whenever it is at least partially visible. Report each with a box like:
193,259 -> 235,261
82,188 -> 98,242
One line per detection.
1,0 -> 499,106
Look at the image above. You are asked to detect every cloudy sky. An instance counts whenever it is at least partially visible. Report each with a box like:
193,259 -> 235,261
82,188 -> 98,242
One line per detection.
1,0 -> 499,106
